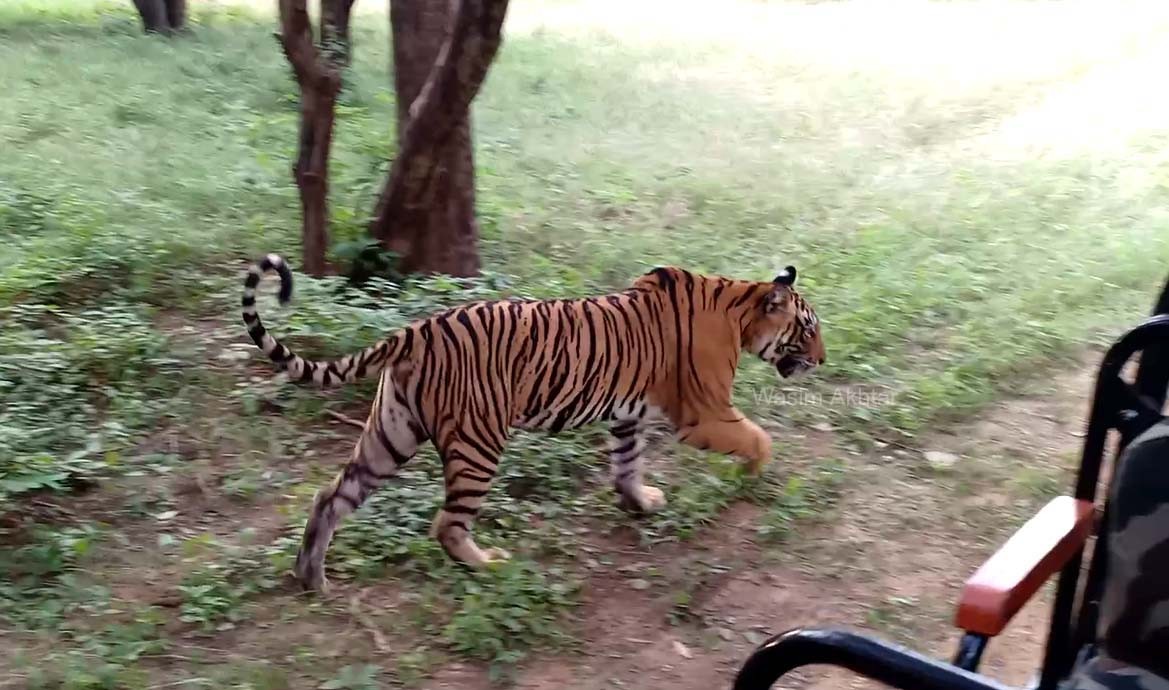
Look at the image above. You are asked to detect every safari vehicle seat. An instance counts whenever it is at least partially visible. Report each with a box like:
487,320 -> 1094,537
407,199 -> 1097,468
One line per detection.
1063,419 -> 1169,690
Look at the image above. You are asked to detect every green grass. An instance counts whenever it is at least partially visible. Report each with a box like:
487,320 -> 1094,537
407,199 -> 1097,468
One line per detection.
4,0 -> 1169,685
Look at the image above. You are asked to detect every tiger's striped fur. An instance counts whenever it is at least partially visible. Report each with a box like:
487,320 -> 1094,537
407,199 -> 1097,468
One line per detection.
241,254 -> 825,591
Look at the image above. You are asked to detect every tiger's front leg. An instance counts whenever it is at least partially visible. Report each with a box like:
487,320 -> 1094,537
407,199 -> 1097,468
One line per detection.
610,418 -> 667,513
677,410 -> 772,475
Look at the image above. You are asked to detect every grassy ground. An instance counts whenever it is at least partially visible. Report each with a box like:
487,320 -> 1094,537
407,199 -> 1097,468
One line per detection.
2,0 -> 1169,688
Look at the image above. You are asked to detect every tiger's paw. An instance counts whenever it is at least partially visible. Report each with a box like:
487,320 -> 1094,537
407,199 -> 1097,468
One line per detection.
293,552 -> 329,594
448,539 -> 512,570
618,485 -> 667,514
740,454 -> 771,477
482,547 -> 512,564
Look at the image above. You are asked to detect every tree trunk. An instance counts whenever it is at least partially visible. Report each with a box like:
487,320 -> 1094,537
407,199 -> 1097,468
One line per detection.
294,87 -> 338,278
131,0 -> 168,33
369,0 -> 508,277
322,0 -> 358,66
131,0 -> 185,33
381,0 -> 480,277
163,0 -> 187,32
411,121 -> 480,277
277,0 -> 354,277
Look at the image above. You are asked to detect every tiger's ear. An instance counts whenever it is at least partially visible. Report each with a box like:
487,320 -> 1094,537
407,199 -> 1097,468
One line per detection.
763,266 -> 797,312
633,266 -> 674,291
774,266 -> 797,287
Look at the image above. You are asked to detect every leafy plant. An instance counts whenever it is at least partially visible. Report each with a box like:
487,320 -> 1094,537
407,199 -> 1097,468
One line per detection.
756,459 -> 847,543
178,533 -> 295,632
440,560 -> 579,678
0,524 -> 104,629
640,450 -> 755,542
0,183 -> 57,235
19,612 -> 165,688
319,664 -> 381,690
0,304 -> 177,504
394,648 -> 438,687
23,656 -> 148,690
179,568 -> 248,632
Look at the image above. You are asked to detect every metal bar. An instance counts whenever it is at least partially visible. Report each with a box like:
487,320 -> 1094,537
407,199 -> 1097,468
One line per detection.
1072,394 -> 1163,656
1072,503 -> 1111,662
1115,382 -> 1166,444
732,629 -> 1014,690
952,633 -> 989,672
1153,275 -> 1169,318
1038,550 -> 1086,690
1076,361 -> 1123,499
1136,274 -> 1169,408
1074,316 -> 1169,501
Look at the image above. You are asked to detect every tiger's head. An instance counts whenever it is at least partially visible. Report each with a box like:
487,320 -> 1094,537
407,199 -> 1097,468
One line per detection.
743,266 -> 825,379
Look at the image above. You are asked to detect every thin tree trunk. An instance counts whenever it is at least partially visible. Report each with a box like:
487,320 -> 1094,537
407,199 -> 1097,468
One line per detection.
370,0 -> 508,277
131,0 -> 168,33
277,0 -> 354,277
131,0 -> 185,33
294,87 -> 338,278
163,0 -> 187,32
322,0 -> 358,66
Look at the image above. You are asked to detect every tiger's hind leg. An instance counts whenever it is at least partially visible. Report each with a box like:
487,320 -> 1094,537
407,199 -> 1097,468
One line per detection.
430,430 -> 511,568
294,377 -> 424,592
610,418 -> 666,513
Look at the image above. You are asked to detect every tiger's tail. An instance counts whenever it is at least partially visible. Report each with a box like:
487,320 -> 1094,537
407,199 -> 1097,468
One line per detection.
241,254 -> 406,386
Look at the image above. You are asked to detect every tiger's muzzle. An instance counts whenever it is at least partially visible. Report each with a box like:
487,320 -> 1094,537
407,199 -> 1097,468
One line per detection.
776,355 -> 818,379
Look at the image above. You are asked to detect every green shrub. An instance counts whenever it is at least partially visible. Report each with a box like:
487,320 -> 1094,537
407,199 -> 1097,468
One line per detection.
0,304 -> 176,502
442,560 -> 579,676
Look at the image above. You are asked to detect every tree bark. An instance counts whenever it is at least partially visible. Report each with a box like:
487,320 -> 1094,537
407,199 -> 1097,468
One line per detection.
131,0 -> 168,33
322,0 -> 358,66
163,0 -> 187,32
294,84 -> 337,278
277,0 -> 355,277
370,0 -> 509,277
131,0 -> 186,33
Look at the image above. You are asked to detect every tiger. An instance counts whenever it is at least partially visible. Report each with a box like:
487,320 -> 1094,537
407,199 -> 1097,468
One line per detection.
241,254 -> 825,592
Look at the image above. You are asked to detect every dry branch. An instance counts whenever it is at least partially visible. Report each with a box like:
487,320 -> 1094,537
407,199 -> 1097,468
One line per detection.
325,408 -> 367,429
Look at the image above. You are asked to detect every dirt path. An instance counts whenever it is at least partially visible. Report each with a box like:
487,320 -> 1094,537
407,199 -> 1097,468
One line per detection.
419,358 -> 1096,690
0,352 -> 1099,690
